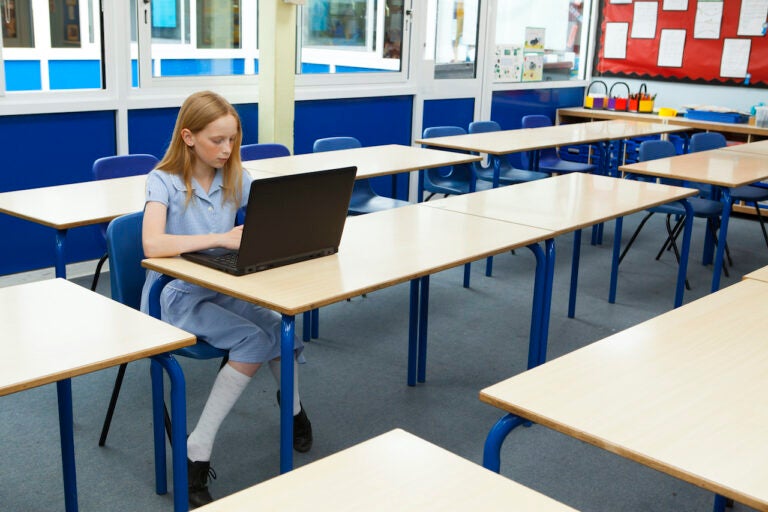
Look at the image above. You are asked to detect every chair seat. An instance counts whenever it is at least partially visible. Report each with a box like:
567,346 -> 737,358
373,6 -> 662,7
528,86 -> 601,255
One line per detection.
730,185 -> 768,202
425,175 -> 493,196
475,165 -> 548,184
538,156 -> 595,174
649,196 -> 723,218
349,193 -> 410,215
174,341 -> 228,359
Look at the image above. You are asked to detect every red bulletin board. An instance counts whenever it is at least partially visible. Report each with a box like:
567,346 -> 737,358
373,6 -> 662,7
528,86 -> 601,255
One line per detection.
594,0 -> 768,87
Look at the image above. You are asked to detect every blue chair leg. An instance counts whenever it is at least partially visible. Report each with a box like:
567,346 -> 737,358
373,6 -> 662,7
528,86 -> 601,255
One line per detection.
482,413 -> 526,473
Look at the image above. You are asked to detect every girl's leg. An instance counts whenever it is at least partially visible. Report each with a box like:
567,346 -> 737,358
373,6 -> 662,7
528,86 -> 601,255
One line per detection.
268,358 -> 313,453
268,359 -> 300,415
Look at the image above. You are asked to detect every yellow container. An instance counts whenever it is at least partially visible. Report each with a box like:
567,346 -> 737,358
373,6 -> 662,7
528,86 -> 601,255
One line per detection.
658,107 -> 677,117
639,99 -> 654,113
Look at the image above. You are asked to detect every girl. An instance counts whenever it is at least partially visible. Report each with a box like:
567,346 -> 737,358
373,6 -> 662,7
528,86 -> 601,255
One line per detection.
140,91 -> 312,508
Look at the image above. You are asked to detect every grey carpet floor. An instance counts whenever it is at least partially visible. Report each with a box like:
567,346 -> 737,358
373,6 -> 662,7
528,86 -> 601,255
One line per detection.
1,210 -> 765,511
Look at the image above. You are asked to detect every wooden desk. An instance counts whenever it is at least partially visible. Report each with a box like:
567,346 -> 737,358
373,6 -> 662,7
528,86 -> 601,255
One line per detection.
0,170 -> 279,278
0,278 -> 195,512
480,278 -> 768,511
242,144 -> 481,180
558,107 -> 768,143
144,203 -> 554,474
424,173 -> 698,347
415,120 -> 688,186
723,139 -> 768,157
195,429 -> 578,512
620,149 -> 768,292
743,264 -> 768,283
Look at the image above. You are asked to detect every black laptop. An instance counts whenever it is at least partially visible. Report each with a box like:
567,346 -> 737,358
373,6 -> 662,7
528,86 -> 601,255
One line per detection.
181,166 -> 357,275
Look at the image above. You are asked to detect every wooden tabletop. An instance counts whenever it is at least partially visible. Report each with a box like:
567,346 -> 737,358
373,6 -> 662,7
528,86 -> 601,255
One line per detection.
195,429 -> 577,512
480,278 -> 768,510
743,265 -> 768,283
559,107 -> 768,138
414,120 -> 688,155
723,139 -> 768,157
143,204 -> 553,316
0,279 -> 195,396
242,144 -> 481,180
619,148 -> 768,188
424,173 -> 696,236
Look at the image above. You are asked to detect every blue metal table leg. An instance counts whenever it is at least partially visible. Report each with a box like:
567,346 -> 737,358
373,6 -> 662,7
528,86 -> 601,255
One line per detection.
711,189 -> 732,292
674,200 -> 694,308
280,315 -> 296,474
150,359 -> 168,495
407,279 -> 419,386
482,413 -> 526,473
608,217 -> 623,304
55,229 -> 68,279
302,311 -> 310,342
416,275 -> 430,383
463,263 -> 471,288
57,378 -> 78,512
152,354 -> 189,512
525,243 -> 546,370
712,494 -> 727,512
484,156 -> 503,277
538,239 -> 556,367
310,309 -> 319,339
568,229 -> 582,319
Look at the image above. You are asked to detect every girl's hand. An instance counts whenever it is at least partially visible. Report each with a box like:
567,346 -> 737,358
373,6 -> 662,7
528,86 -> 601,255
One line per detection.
219,225 -> 244,250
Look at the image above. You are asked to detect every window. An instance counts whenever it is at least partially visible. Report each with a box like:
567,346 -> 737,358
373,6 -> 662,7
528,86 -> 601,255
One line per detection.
494,0 -> 591,83
433,0 -> 480,79
1,0 -> 102,91
298,0 -> 405,75
132,0 -> 257,85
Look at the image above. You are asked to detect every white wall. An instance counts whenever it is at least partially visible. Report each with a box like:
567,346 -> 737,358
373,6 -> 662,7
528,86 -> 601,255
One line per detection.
597,76 -> 768,114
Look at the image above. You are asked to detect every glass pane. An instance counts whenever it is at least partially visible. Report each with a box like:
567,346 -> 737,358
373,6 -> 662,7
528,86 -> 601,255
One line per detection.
495,0 -> 587,82
136,0 -> 257,80
49,0 -> 81,48
299,0 -> 403,74
3,0 -> 35,48
434,0 -> 479,79
2,0 -> 102,91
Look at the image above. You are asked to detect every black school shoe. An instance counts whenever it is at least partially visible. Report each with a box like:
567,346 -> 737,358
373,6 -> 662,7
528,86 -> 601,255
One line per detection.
276,390 -> 314,453
187,458 -> 216,509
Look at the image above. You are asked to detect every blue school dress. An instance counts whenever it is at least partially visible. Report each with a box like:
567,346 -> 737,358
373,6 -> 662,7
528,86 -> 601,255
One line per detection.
140,168 -> 303,364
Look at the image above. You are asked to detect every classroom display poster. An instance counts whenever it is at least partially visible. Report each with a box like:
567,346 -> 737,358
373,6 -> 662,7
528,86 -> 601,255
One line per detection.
523,54 -> 544,81
594,0 -> 768,86
494,45 -> 524,82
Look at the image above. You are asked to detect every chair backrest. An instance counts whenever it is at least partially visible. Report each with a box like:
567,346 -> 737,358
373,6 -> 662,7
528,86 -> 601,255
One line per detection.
106,211 -> 145,311
93,154 -> 158,181
240,143 -> 290,161
638,139 -> 677,161
421,126 -> 473,183
688,132 -> 727,153
468,120 -> 501,134
313,136 -> 361,153
423,125 -> 466,139
520,115 -> 557,166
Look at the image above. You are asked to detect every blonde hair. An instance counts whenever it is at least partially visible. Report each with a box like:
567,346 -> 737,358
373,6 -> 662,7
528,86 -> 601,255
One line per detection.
157,90 -> 244,206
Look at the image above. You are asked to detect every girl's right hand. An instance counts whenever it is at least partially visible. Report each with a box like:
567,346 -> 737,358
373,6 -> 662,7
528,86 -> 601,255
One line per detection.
219,225 -> 244,250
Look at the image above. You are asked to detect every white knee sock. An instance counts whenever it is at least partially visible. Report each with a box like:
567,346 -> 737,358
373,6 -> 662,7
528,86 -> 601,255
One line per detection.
187,364 -> 251,462
268,359 -> 301,416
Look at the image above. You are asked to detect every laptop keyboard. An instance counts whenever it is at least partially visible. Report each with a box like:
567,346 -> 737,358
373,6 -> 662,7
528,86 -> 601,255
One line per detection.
212,251 -> 239,268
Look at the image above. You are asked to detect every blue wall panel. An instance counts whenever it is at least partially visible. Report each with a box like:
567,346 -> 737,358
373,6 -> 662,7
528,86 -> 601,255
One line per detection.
4,61 -> 42,91
160,59 -> 245,76
49,60 -> 101,90
490,87 -> 585,129
128,102 -> 259,158
422,98 -> 475,133
0,111 -> 116,274
295,95 -> 413,199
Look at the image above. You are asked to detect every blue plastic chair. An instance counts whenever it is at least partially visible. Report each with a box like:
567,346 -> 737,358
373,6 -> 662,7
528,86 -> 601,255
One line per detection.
520,115 -> 596,175
618,140 -> 724,287
98,211 -> 228,447
240,142 -> 290,160
689,132 -> 768,249
90,154 -> 159,292
419,126 -> 491,201
468,121 -> 548,186
313,136 -> 410,215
